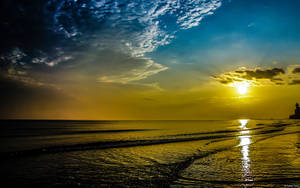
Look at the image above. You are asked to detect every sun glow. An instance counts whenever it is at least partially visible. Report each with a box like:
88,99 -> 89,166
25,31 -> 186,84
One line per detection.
232,82 -> 250,95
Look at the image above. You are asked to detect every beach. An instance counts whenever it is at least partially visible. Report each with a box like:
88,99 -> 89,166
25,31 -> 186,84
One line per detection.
1,119 -> 299,187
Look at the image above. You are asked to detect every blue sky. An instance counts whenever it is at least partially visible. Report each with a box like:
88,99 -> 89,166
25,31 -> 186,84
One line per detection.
150,0 -> 300,70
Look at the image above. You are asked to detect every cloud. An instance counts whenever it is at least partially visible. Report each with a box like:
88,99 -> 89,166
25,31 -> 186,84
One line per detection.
46,0 -> 222,57
236,68 -> 284,80
289,80 -> 300,85
212,66 -> 300,86
292,67 -> 300,74
0,0 -> 222,86
98,58 -> 167,84
176,0 -> 222,29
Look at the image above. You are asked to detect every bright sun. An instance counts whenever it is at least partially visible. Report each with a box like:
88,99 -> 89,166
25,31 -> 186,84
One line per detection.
233,82 -> 249,95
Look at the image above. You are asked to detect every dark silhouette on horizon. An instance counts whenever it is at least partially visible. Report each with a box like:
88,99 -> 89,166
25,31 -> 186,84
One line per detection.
289,103 -> 300,119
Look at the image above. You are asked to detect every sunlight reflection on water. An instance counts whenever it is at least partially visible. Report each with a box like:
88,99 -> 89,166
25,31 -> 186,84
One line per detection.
239,119 -> 253,181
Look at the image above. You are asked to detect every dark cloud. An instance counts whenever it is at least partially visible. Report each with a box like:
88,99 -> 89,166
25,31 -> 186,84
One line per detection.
236,68 -> 284,80
289,80 -> 300,85
292,67 -> 300,74
0,0 -> 75,62
213,67 -> 285,85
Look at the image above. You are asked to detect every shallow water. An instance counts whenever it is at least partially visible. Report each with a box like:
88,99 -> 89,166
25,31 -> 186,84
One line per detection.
0,120 -> 299,187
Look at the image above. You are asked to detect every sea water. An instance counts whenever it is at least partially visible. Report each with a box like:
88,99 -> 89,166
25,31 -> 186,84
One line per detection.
0,120 -> 299,187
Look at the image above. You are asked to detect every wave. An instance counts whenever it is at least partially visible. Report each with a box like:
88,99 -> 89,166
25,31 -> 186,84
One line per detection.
0,134 -> 233,159
159,127 -> 264,138
1,129 -> 157,138
2,121 -> 298,159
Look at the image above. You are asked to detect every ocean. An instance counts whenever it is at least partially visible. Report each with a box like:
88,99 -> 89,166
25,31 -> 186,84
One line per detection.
0,120 -> 299,187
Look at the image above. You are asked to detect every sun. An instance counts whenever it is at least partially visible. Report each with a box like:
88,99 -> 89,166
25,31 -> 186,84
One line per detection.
237,84 -> 248,95
232,82 -> 249,95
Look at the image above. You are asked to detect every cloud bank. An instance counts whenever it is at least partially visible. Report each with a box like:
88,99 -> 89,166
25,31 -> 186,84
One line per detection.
212,65 -> 300,86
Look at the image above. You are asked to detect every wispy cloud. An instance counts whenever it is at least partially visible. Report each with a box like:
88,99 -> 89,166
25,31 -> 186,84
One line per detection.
5,66 -> 59,89
49,0 -> 223,58
177,0 -> 222,29
98,59 -> 168,84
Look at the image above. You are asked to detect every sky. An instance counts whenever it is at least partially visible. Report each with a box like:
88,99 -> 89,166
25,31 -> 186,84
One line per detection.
1,0 -> 300,120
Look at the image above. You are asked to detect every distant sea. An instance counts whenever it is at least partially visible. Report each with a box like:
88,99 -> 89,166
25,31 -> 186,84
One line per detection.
0,120 -> 299,187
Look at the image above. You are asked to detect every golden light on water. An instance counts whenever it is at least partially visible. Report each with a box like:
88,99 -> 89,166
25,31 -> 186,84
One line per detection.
239,119 -> 248,129
238,119 -> 252,181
